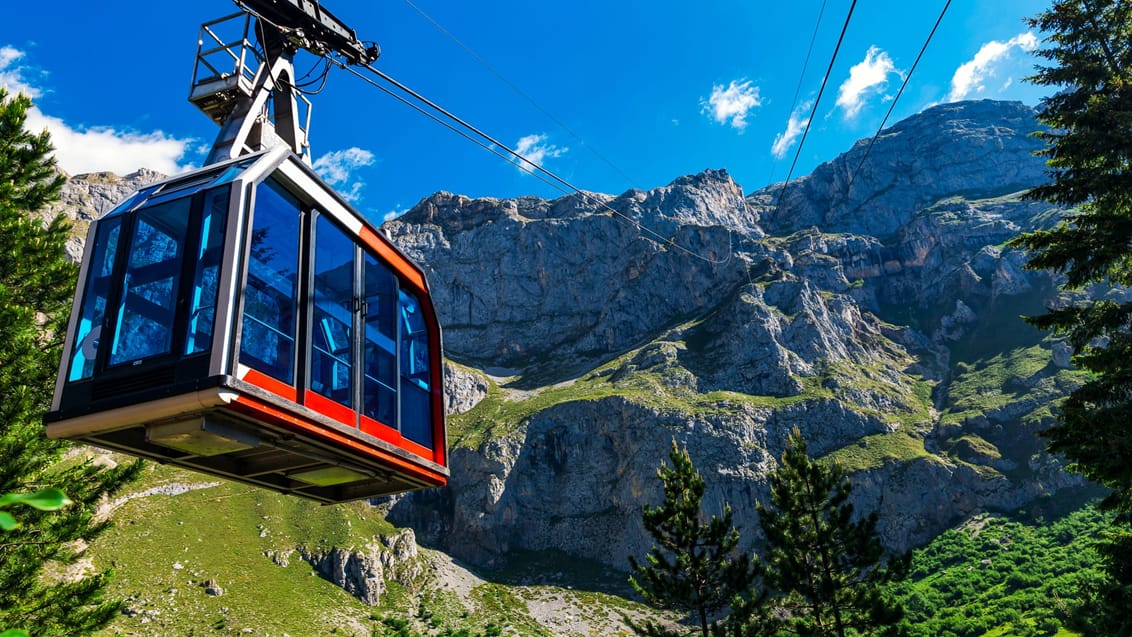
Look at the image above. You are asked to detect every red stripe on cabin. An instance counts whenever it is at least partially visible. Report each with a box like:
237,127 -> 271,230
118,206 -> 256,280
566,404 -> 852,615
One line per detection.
430,399 -> 445,467
229,394 -> 447,486
242,367 -> 297,402
419,297 -> 447,468
303,390 -> 356,428
359,415 -> 436,461
359,415 -> 400,445
359,226 -> 426,291
400,434 -> 437,464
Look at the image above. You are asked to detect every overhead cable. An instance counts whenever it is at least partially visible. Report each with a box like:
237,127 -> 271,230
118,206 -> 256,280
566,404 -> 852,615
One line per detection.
769,0 -> 830,185
401,0 -> 640,187
844,0 -> 952,192
769,0 -> 859,215
240,0 -> 733,265
334,60 -> 732,266
329,61 -> 572,196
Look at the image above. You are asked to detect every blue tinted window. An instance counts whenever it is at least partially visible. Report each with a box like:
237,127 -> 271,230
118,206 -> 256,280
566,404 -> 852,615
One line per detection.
185,187 -> 229,354
211,158 -> 256,186
399,290 -> 432,448
363,253 -> 397,425
311,216 -> 354,406
101,185 -> 160,220
141,166 -> 230,208
108,199 -> 192,366
239,180 -> 300,383
68,217 -> 122,381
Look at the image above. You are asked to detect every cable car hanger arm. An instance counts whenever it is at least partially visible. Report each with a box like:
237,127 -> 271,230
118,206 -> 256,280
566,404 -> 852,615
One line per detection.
196,0 -> 378,162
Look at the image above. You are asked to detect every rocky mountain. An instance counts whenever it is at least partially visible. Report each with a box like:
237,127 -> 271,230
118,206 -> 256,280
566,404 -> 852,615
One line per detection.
43,168 -> 164,261
380,99 -> 1093,569
51,99 -> 1101,633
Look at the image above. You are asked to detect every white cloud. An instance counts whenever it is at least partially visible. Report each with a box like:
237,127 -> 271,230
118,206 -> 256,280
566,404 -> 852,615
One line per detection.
0,46 -> 38,97
383,207 -> 408,223
25,110 -> 193,176
313,147 -> 376,203
836,46 -> 897,119
947,32 -> 1038,102
512,133 -> 567,173
771,101 -> 812,159
701,79 -> 762,131
1,46 -> 194,176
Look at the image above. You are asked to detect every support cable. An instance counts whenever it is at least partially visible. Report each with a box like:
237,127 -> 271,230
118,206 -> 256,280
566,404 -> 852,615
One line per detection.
402,0 -> 640,187
330,62 -> 570,195
768,0 -> 829,185
332,60 -> 733,266
843,0 -> 952,193
769,0 -> 858,216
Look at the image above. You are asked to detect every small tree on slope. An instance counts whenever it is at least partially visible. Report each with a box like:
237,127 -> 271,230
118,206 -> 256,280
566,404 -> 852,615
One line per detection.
1009,0 -> 1132,630
628,440 -> 759,637
0,88 -> 142,635
757,429 -> 905,637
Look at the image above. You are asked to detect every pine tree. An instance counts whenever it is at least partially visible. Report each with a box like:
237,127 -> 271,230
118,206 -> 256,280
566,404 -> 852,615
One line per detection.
628,440 -> 759,637
757,429 -> 904,637
0,88 -> 143,635
1008,1 -> 1132,629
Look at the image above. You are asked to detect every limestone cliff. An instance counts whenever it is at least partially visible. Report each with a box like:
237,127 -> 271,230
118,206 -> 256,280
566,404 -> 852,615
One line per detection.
384,100 -> 1091,569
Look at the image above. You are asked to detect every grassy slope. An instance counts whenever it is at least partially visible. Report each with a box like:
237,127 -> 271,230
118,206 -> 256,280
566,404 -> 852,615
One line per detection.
452,335 -> 937,475
92,461 -> 394,635
891,504 -> 1109,637
89,459 -> 656,636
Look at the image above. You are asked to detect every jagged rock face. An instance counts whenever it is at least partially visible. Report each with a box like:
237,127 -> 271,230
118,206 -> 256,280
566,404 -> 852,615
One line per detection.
301,529 -> 422,606
386,174 -> 750,372
399,382 -> 1078,566
751,100 -> 1048,238
386,100 -> 1090,568
402,399 -> 778,568
444,361 -> 490,415
46,169 -> 165,262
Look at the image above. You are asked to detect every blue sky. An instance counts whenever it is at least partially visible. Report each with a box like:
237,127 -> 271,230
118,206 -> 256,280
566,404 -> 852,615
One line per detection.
3,1 -> 1051,224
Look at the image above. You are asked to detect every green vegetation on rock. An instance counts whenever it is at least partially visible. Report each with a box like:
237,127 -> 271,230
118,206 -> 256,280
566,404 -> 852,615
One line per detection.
890,505 -> 1109,637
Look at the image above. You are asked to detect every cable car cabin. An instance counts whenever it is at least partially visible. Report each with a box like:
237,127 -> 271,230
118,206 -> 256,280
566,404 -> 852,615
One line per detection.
45,147 -> 447,503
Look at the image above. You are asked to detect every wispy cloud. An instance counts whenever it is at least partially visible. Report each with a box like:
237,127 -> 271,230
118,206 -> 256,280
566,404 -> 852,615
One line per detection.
512,133 -> 567,173
947,32 -> 1038,102
313,147 -> 376,203
701,79 -> 762,131
0,46 -> 37,96
836,46 -> 898,119
383,206 -> 409,223
1,46 -> 194,176
771,101 -> 812,159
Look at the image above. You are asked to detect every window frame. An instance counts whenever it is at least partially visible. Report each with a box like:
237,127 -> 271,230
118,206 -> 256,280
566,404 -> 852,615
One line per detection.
233,173 -> 441,454
66,184 -> 233,383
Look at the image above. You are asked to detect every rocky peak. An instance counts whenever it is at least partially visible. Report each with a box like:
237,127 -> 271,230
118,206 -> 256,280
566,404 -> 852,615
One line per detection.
386,171 -> 750,373
44,168 -> 166,262
752,100 -> 1047,238
615,168 -> 763,236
